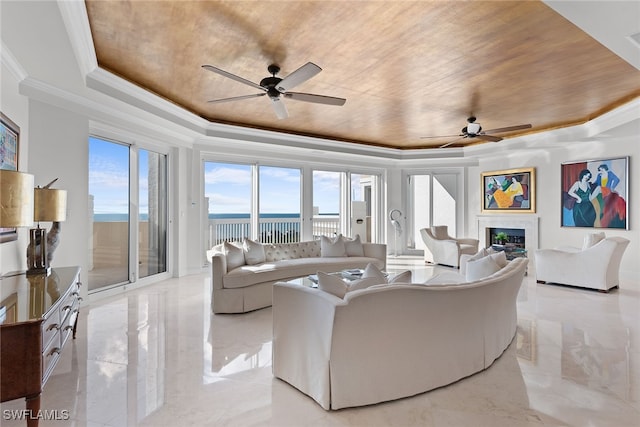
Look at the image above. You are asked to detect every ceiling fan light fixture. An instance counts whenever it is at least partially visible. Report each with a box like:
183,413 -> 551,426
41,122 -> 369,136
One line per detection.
467,122 -> 481,135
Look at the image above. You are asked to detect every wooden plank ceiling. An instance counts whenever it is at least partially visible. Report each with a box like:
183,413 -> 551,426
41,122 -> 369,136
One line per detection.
85,1 -> 640,150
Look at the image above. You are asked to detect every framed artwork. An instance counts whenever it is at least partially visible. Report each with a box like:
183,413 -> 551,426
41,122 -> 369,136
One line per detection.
561,156 -> 628,229
1,112 -> 20,243
481,167 -> 536,213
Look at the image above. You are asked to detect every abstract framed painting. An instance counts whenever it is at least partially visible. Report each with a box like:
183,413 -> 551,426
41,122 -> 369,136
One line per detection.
481,167 -> 535,213
0,112 -> 20,243
561,156 -> 628,229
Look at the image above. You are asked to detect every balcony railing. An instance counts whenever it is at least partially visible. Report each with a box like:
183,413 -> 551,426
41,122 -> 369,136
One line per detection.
207,215 -> 340,246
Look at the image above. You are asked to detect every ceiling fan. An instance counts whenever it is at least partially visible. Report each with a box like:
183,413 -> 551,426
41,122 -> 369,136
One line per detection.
202,62 -> 346,119
421,116 -> 532,148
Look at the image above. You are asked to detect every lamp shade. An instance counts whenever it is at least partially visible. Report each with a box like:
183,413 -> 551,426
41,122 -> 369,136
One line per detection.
0,170 -> 35,227
34,188 -> 67,222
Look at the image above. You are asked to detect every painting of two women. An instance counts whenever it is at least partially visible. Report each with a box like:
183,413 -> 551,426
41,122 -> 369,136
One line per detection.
561,157 -> 628,229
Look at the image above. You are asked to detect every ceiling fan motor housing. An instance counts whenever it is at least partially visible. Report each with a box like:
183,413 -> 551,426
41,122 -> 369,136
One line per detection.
260,76 -> 283,99
465,122 -> 482,136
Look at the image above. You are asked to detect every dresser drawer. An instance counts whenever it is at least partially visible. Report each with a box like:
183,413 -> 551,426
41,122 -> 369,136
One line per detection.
42,330 -> 61,383
42,309 -> 61,350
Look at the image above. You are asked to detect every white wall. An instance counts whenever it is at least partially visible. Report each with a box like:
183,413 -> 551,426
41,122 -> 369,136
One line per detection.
28,100 -> 89,286
0,60 -> 30,274
466,135 -> 639,282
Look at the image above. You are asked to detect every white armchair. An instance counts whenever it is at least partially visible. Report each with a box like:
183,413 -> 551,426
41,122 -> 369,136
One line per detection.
420,225 -> 479,268
535,236 -> 629,292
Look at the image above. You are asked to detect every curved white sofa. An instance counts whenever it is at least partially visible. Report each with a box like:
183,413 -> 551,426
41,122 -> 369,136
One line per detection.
209,239 -> 386,314
272,257 -> 527,410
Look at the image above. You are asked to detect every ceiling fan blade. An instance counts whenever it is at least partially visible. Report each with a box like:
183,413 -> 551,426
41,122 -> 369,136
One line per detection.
439,138 -> 466,148
476,134 -> 503,142
202,65 -> 265,92
284,92 -> 346,106
420,134 -> 462,139
482,124 -> 532,134
207,93 -> 266,104
276,62 -> 322,92
270,97 -> 289,119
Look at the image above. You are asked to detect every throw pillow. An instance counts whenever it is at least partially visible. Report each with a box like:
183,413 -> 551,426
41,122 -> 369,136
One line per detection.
362,262 -> 387,282
348,277 -> 382,292
465,255 -> 501,281
224,241 -> 245,270
489,251 -> 508,268
468,248 -> 489,262
317,271 -> 348,298
344,234 -> 365,257
242,238 -> 266,265
388,270 -> 412,284
582,232 -> 605,250
320,234 -> 347,257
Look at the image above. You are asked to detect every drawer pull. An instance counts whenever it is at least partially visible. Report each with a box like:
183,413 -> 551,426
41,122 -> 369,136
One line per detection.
47,347 -> 61,357
62,305 -> 72,312
64,325 -> 74,332
72,292 -> 79,297
46,323 -> 60,332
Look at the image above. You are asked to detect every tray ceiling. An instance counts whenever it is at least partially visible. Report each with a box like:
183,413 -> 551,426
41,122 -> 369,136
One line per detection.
84,1 -> 640,150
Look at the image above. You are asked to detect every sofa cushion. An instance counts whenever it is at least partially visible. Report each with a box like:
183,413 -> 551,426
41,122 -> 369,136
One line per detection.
317,271 -> 348,298
224,241 -> 245,270
264,240 -> 321,262
321,235 -> 347,257
466,254 -> 502,281
243,238 -> 266,265
223,256 -> 385,289
344,235 -> 365,257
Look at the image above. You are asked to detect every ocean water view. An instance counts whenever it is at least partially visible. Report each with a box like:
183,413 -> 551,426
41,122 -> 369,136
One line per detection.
93,213 -> 338,221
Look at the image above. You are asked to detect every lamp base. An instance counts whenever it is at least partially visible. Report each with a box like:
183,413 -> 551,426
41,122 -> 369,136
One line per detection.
26,266 -> 51,276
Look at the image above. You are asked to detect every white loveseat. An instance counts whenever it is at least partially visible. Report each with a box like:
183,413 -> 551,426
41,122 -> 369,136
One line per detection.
535,235 -> 629,292
272,257 -> 528,410
209,238 -> 386,314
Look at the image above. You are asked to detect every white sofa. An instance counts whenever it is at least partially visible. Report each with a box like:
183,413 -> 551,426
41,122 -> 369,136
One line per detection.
535,236 -> 629,292
272,257 -> 528,410
420,225 -> 479,268
209,238 -> 386,313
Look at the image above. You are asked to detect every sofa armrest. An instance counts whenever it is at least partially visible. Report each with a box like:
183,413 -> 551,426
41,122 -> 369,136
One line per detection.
272,282 -> 344,410
457,237 -> 479,247
211,253 -> 227,291
362,243 -> 387,269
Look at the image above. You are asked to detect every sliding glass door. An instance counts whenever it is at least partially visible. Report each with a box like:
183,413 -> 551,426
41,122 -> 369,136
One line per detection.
89,137 -> 169,292
88,137 -> 130,291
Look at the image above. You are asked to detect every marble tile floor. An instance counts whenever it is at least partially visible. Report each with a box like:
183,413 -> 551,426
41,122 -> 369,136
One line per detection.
2,257 -> 639,427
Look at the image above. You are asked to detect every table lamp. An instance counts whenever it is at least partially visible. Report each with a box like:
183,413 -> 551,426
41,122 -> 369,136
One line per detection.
0,170 -> 35,265
26,181 -> 67,276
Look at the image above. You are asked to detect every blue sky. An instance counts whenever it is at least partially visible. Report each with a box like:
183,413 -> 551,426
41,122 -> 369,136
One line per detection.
90,138 -> 361,216
89,137 -> 151,215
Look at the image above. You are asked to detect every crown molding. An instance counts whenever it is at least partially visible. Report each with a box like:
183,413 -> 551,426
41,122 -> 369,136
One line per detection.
56,0 -> 98,77
0,41 -> 27,81
19,76 -> 195,147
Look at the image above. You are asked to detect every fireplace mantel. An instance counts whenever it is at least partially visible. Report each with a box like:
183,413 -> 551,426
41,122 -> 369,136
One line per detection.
476,215 -> 539,253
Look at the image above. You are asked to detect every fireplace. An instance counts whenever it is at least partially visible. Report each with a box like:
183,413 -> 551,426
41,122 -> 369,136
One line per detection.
488,227 -> 526,248
476,215 -> 539,254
